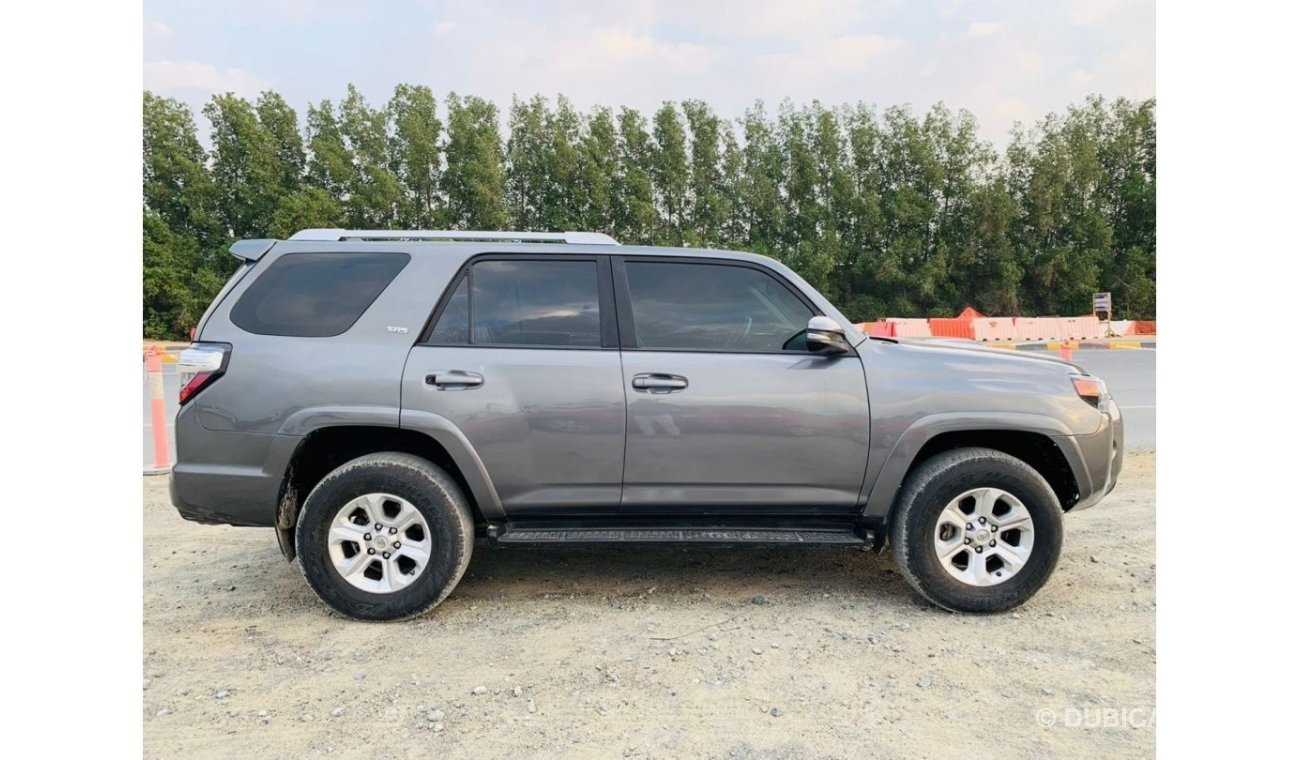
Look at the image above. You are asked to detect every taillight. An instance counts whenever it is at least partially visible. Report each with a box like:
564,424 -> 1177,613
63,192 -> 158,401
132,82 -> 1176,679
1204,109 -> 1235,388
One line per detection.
178,343 -> 231,404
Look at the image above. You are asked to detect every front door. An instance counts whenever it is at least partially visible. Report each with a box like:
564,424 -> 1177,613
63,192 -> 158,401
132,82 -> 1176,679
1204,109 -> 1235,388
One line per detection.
402,255 -> 625,515
614,258 -> 871,514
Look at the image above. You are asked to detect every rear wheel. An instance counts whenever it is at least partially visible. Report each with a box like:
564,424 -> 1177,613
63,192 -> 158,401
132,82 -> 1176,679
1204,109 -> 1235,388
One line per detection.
890,447 -> 1064,613
295,452 -> 474,621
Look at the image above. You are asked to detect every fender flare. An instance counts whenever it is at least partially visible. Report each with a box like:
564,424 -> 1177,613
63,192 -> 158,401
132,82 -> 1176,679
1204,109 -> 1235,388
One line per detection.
861,411 -> 1085,522
270,406 -> 507,560
398,409 -> 506,522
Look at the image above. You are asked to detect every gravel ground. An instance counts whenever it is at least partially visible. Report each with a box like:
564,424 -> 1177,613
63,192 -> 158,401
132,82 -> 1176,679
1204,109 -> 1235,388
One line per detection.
143,453 -> 1155,758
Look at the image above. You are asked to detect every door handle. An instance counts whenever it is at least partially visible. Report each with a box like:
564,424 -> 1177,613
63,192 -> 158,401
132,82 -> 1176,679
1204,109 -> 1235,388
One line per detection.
631,373 -> 688,393
425,370 -> 484,390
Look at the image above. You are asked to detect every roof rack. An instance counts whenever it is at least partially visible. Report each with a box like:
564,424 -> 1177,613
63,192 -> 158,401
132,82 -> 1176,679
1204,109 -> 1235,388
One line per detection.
288,229 -> 620,245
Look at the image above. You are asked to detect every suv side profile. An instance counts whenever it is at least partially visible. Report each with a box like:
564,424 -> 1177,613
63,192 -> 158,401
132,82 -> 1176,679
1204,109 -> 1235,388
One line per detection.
172,229 -> 1122,621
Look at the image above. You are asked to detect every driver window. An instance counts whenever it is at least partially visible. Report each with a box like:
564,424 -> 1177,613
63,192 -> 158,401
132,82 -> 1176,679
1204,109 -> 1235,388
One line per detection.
624,261 -> 814,352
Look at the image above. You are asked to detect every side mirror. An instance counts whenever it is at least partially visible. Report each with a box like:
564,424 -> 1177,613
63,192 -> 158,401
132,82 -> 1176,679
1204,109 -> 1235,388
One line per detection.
805,316 -> 851,355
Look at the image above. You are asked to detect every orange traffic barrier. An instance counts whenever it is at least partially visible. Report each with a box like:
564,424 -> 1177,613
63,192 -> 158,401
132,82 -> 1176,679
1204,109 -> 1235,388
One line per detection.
1058,315 -> 1103,340
145,347 -> 171,475
886,318 -> 931,338
1013,317 -> 1060,341
971,318 -> 1017,341
1059,341 -> 1075,361
1133,320 -> 1157,335
855,320 -> 893,337
929,318 -> 975,339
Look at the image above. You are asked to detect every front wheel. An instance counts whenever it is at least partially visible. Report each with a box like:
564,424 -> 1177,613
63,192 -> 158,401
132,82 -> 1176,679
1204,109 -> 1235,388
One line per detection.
890,447 -> 1064,613
295,452 -> 474,621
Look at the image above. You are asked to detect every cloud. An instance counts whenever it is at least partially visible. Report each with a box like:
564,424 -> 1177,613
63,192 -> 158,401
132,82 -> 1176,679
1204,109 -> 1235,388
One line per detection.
591,28 -> 713,69
1066,0 -> 1132,27
143,60 -> 273,98
649,0 -> 868,41
757,33 -> 904,70
145,20 -> 174,40
141,0 -> 1153,145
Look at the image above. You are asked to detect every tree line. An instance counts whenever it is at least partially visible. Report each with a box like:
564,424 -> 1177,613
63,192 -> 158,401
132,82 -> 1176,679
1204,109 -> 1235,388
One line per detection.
143,86 -> 1155,339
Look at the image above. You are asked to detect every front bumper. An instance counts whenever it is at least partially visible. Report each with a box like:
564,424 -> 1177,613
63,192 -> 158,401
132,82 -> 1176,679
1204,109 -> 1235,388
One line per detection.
1055,397 -> 1124,511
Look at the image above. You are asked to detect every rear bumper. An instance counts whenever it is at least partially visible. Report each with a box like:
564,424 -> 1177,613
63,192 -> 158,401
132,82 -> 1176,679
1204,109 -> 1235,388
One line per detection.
168,406 -> 297,527
1054,398 -> 1124,512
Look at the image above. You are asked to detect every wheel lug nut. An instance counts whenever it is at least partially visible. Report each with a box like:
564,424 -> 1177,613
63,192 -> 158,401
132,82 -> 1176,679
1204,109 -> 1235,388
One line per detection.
364,533 -> 371,540
964,538 -> 972,544
975,547 -> 984,553
374,523 -> 382,530
978,517 -> 987,524
367,548 -> 376,555
383,552 -> 391,559
990,540 -> 997,547
991,526 -> 998,532
393,541 -> 401,549
389,527 -> 397,535
966,523 -> 974,530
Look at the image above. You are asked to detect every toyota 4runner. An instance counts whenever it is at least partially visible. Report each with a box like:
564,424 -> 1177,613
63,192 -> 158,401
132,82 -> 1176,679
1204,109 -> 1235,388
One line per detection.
171,229 -> 1122,620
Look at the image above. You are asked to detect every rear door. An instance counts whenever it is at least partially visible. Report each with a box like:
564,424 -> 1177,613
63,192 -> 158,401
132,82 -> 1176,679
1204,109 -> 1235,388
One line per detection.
614,257 -> 871,514
402,254 -> 626,516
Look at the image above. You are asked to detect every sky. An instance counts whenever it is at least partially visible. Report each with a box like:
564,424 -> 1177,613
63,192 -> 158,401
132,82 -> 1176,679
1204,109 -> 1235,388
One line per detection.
143,0 -> 1154,144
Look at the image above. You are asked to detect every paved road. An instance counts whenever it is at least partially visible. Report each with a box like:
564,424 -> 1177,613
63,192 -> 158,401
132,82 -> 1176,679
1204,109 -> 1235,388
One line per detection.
142,348 -> 1155,470
1072,349 -> 1156,451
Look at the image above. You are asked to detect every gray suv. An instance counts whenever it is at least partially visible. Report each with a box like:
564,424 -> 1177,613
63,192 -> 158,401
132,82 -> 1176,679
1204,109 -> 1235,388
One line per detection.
171,229 -> 1122,620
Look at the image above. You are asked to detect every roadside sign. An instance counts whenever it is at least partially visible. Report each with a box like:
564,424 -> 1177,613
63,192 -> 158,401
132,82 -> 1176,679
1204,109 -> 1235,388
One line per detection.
1093,292 -> 1112,315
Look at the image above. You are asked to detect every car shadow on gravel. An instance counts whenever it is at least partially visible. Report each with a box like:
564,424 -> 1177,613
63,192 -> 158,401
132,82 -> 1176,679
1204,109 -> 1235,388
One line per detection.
448,542 -> 922,607
152,538 -> 926,623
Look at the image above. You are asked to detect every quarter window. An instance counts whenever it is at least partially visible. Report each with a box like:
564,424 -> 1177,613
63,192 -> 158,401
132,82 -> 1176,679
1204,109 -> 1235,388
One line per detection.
624,262 -> 814,352
230,252 -> 409,337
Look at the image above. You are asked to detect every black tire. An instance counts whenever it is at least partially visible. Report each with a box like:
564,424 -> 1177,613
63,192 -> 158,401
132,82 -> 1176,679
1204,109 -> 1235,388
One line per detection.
889,447 -> 1063,613
295,452 -> 474,621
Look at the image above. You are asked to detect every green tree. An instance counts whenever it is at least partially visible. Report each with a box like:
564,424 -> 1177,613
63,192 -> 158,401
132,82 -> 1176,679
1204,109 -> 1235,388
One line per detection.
577,105 -> 619,232
442,94 -> 508,228
143,92 -> 219,247
387,84 -> 443,227
143,214 -> 227,339
143,86 -> 1158,337
269,188 -> 344,239
305,99 -> 355,200
204,93 -> 284,238
736,103 -> 787,259
612,107 -> 658,243
650,103 -> 689,245
680,100 -> 728,247
340,84 -> 401,227
256,91 -> 306,196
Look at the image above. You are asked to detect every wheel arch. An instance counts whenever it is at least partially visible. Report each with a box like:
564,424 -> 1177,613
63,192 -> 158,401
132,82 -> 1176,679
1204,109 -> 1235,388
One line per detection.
863,413 -> 1085,530
274,422 -> 502,560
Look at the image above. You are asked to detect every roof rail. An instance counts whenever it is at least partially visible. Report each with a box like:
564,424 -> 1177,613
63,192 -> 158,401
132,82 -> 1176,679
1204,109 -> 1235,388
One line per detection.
288,229 -> 620,245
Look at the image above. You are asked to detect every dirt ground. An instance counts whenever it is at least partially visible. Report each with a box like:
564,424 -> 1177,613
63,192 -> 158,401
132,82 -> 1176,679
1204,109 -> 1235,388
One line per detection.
143,454 -> 1155,759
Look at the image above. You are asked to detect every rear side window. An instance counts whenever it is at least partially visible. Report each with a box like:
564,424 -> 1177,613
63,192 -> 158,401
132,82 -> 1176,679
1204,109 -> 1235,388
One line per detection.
429,259 -> 602,347
230,252 -> 409,337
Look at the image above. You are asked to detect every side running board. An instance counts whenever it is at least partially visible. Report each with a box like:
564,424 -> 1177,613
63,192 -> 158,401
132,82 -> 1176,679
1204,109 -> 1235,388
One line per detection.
490,522 -> 875,548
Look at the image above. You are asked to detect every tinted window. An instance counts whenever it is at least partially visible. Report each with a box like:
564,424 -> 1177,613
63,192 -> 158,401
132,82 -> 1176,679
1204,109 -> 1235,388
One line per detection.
230,252 -> 409,337
470,260 -> 601,347
428,276 -> 468,344
625,262 -> 813,351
